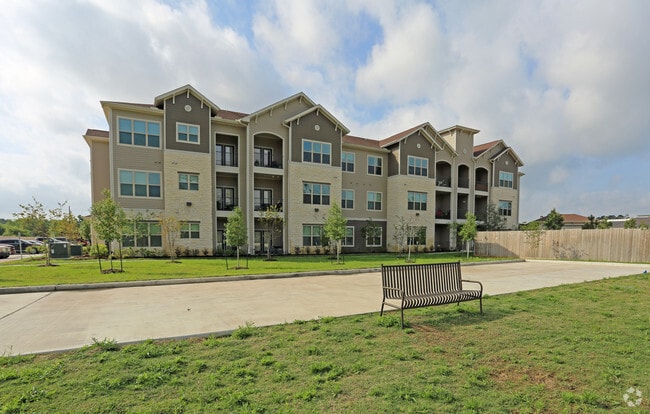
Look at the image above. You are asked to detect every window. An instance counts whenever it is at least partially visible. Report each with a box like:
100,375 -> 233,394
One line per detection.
181,222 -> 200,239
499,171 -> 514,188
343,226 -> 354,247
216,144 -> 236,166
122,222 -> 162,247
302,225 -> 322,246
408,156 -> 428,177
407,191 -> 427,211
254,147 -> 273,167
177,123 -> 199,143
216,230 -> 226,251
367,191 -> 382,211
341,152 -> 355,172
179,173 -> 199,191
119,170 -> 161,198
341,189 -> 354,209
498,200 -> 512,216
217,187 -> 236,210
303,140 -> 331,165
118,118 -> 160,148
303,182 -> 330,205
254,189 -> 273,210
368,156 -> 382,175
366,227 -> 382,247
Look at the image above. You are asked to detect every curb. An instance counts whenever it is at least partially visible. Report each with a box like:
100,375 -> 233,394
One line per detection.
0,259 -> 525,295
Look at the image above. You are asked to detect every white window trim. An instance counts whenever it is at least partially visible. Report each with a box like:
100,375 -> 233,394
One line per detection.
408,155 -> 429,177
366,191 -> 383,211
118,169 -> 162,199
302,139 -> 332,165
499,171 -> 514,188
367,155 -> 383,176
342,226 -> 355,247
176,122 -> 200,145
341,189 -> 355,210
342,151 -> 355,173
178,173 -> 199,191
117,117 -> 161,149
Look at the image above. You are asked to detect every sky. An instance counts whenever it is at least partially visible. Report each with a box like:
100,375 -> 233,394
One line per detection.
1,0 -> 649,222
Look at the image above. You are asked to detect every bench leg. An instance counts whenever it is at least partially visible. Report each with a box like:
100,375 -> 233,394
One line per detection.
400,309 -> 404,329
380,302 -> 385,316
479,297 -> 483,314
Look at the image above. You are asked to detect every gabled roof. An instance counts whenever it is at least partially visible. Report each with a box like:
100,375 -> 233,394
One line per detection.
343,135 -> 383,149
283,104 -> 350,135
535,213 -> 589,224
473,139 -> 502,157
491,146 -> 524,166
85,129 -> 109,138
215,109 -> 248,121
379,122 -> 449,152
438,124 -> 480,135
153,84 -> 221,113
242,92 -> 316,123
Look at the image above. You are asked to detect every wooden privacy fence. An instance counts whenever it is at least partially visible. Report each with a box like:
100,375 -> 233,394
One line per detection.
475,228 -> 650,263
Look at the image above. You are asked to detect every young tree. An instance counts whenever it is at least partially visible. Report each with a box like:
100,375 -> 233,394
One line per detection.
544,208 -> 564,230
259,204 -> 283,260
624,218 -> 637,229
323,202 -> 347,264
50,205 -> 81,242
392,215 -> 412,256
159,214 -> 181,262
225,207 -> 248,268
13,197 -> 70,265
485,203 -> 507,231
521,221 -> 545,256
90,189 -> 127,273
361,219 -> 381,253
459,212 -> 478,259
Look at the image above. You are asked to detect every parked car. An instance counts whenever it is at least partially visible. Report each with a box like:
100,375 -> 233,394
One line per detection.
0,244 -> 12,258
0,239 -> 37,253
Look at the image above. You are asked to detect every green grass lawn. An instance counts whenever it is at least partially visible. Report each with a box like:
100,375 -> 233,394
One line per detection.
1,274 -> 648,412
0,252 -> 495,288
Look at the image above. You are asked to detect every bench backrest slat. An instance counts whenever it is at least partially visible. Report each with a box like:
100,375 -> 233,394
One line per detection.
382,262 -> 462,298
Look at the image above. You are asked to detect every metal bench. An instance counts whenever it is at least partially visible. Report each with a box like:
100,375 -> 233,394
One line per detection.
380,261 -> 483,328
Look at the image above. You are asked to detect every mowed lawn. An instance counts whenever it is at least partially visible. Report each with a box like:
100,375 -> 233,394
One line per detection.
0,252 -> 493,287
1,273 -> 648,413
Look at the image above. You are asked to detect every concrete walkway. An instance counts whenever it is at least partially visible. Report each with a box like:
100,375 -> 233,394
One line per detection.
0,260 -> 646,356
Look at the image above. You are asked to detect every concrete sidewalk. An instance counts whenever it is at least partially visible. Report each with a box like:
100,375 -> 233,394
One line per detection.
0,260 -> 646,355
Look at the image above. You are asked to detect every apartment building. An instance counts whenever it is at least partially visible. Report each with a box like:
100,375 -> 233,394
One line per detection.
84,84 -> 523,254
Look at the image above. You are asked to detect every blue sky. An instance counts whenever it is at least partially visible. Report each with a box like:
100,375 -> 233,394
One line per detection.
1,0 -> 649,222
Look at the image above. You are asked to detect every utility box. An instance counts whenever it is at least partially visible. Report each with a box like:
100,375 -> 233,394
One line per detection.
51,242 -> 70,259
70,245 -> 83,256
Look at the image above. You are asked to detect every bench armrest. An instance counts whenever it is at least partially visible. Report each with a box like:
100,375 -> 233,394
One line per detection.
461,279 -> 483,293
382,286 -> 404,298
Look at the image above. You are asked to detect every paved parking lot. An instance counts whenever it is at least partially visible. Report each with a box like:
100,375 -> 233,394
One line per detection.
0,260 -> 646,355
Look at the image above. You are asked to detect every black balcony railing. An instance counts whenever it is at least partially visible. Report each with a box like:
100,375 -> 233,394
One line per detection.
436,177 -> 452,187
457,177 -> 470,188
475,181 -> 488,191
254,202 -> 283,212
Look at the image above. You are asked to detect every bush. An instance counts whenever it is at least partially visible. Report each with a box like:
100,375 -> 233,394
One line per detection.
84,244 -> 108,258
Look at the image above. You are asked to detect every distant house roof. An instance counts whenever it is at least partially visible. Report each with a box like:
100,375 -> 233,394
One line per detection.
534,213 -> 590,225
85,129 -> 109,138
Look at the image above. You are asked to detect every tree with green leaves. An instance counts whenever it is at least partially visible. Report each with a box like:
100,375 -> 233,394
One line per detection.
360,219 -> 381,253
392,215 -> 412,256
485,203 -> 507,231
624,218 -> 637,229
90,189 -> 127,273
259,204 -> 283,260
521,220 -> 545,256
544,208 -> 564,230
459,212 -> 477,259
225,206 -> 248,268
13,197 -> 71,265
323,202 -> 347,264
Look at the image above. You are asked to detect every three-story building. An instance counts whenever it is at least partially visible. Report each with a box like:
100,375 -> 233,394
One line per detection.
84,84 -> 523,254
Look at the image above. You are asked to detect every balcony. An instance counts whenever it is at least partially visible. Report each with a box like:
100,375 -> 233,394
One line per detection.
436,176 -> 452,188
475,181 -> 488,192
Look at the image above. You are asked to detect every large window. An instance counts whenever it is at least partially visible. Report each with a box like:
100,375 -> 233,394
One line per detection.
368,155 -> 382,175
181,222 -> 200,239
303,182 -> 330,205
216,144 -> 236,166
254,189 -> 273,210
119,170 -> 161,198
303,140 -> 331,165
302,225 -> 322,246
499,171 -> 514,188
341,189 -> 354,209
254,147 -> 273,167
179,173 -> 199,191
499,200 -> 512,216
122,221 -> 162,247
343,226 -> 354,247
341,152 -> 355,172
216,187 -> 236,210
407,191 -> 427,211
177,123 -> 199,144
118,118 -> 160,148
366,227 -> 382,247
408,156 -> 428,177
367,191 -> 382,211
